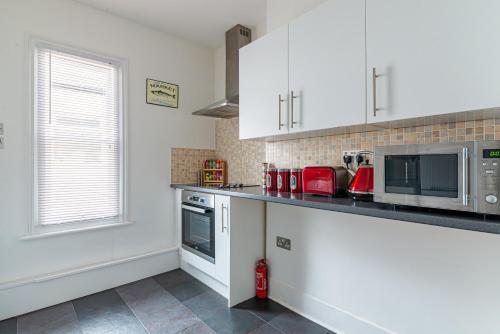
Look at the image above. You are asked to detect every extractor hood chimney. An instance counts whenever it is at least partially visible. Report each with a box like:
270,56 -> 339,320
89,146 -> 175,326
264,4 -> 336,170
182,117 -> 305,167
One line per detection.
192,24 -> 252,118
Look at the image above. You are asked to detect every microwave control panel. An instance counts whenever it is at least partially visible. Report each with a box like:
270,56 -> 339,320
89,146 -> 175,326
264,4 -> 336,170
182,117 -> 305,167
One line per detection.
477,142 -> 500,214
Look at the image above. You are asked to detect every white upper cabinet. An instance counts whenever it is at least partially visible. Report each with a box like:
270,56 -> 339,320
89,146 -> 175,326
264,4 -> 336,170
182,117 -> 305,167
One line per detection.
240,0 -> 500,139
288,0 -> 366,133
239,25 -> 289,140
366,0 -> 500,123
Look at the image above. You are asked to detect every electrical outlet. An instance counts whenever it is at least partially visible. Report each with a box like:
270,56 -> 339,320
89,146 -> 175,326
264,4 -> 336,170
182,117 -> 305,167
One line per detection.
0,136 -> 4,149
0,123 -> 3,135
276,236 -> 291,250
343,150 -> 362,158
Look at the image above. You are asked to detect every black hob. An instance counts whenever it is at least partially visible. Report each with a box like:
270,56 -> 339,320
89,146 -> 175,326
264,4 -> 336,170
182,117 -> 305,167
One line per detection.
217,184 -> 259,189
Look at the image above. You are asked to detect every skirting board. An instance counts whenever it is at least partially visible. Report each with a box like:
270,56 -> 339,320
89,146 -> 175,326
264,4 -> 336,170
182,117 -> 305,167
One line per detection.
0,248 -> 179,320
269,278 -> 396,334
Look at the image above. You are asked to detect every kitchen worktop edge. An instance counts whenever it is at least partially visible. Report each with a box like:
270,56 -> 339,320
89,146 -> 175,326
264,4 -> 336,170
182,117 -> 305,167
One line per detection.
171,184 -> 500,235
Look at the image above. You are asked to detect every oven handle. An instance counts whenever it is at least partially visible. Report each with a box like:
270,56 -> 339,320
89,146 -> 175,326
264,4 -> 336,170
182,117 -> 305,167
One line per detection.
182,204 -> 210,214
462,147 -> 469,206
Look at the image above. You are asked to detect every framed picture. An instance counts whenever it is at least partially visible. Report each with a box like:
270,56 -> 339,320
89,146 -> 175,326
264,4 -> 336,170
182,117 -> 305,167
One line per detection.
146,78 -> 179,108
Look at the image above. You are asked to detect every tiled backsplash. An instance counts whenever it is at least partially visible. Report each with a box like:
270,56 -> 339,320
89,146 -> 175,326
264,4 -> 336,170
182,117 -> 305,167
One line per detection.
172,118 -> 500,185
215,118 -> 266,185
171,148 -> 216,184
170,118 -> 265,185
267,118 -> 500,168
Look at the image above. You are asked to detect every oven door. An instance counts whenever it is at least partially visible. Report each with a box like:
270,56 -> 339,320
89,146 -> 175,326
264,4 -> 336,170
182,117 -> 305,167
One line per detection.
374,142 -> 476,212
181,204 -> 215,263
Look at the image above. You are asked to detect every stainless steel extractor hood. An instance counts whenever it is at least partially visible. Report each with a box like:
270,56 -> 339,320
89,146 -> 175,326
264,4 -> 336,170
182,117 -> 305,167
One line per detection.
193,24 -> 251,118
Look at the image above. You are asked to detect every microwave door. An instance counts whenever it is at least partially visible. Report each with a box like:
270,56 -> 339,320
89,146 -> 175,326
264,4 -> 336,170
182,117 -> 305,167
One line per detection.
375,143 -> 475,212
419,154 -> 459,198
384,155 -> 420,195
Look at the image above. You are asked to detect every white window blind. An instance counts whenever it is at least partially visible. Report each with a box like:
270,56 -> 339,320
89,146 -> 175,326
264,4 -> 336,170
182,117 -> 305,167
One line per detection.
34,44 -> 123,226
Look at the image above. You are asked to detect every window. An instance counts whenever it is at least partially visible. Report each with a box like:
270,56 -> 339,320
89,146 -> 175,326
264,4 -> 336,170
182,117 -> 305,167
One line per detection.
32,40 -> 125,233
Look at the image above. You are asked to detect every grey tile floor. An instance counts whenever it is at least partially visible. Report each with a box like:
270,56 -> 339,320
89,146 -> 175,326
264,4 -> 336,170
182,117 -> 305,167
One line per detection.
0,269 -> 334,334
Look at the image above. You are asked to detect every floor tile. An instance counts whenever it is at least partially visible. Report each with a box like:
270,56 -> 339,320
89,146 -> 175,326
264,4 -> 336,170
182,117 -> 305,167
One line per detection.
175,321 -> 215,334
0,317 -> 17,334
116,278 -> 179,310
164,279 -> 211,302
235,297 -> 287,322
4,271 -> 332,334
202,308 -> 266,334
183,290 -> 228,321
18,302 -> 81,334
248,323 -> 284,334
117,278 -> 200,334
73,289 -> 147,334
268,311 -> 329,334
154,269 -> 195,289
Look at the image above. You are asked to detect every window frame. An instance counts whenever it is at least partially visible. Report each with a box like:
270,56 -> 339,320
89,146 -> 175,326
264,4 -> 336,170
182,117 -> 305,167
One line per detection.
28,36 -> 128,236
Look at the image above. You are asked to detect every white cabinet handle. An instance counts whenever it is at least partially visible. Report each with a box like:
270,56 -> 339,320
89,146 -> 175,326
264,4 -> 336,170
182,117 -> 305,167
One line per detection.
221,203 -> 228,233
372,67 -> 380,117
278,94 -> 286,130
291,90 -> 298,128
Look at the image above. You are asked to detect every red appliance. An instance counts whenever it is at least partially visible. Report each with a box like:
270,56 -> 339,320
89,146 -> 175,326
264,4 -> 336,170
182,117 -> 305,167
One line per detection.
290,168 -> 303,193
302,166 -> 348,196
348,164 -> 374,200
256,259 -> 268,299
266,168 -> 277,192
277,168 -> 290,193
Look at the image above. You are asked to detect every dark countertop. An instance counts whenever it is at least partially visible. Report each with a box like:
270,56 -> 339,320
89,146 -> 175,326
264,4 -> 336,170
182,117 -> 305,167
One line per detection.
171,184 -> 500,235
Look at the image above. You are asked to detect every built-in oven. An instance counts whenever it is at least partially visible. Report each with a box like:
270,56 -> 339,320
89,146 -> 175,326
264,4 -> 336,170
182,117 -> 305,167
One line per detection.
374,142 -> 477,212
181,191 -> 215,263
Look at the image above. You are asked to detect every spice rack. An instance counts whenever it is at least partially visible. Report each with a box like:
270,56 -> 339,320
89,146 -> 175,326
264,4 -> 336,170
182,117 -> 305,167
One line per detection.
203,160 -> 226,185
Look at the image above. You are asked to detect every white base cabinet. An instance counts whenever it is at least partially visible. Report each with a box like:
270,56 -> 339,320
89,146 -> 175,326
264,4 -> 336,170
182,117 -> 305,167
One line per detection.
179,191 -> 265,307
215,195 -> 230,286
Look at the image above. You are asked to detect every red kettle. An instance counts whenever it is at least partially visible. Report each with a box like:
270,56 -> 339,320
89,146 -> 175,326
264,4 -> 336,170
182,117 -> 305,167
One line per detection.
348,164 -> 374,200
345,152 -> 374,200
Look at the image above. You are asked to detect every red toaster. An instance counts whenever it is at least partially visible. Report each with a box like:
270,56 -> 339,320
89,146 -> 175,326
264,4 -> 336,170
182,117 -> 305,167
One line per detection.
302,166 -> 348,196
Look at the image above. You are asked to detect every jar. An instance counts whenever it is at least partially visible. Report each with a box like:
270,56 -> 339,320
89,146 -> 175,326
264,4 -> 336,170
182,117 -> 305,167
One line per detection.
277,168 -> 290,193
290,168 -> 303,193
266,168 -> 278,192
261,162 -> 269,188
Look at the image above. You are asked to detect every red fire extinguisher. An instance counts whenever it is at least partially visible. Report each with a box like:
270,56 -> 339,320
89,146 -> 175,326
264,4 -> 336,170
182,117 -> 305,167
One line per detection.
256,259 -> 268,299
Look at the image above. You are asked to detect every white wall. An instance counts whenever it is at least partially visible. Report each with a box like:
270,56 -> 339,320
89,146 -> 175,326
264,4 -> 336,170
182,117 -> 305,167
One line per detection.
0,0 -> 215,319
266,0 -> 328,32
267,203 -> 500,334
214,46 -> 226,101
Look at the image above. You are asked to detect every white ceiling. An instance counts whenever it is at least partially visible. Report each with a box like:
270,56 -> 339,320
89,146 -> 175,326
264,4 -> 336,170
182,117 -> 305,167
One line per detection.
74,0 -> 267,48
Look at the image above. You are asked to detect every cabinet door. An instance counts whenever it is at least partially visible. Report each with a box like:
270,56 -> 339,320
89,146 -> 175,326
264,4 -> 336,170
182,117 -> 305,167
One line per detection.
288,0 -> 366,133
214,195 -> 230,285
367,0 -> 500,123
239,25 -> 289,140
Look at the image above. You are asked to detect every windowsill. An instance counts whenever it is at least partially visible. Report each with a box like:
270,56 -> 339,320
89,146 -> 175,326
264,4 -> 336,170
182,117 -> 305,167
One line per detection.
20,219 -> 134,241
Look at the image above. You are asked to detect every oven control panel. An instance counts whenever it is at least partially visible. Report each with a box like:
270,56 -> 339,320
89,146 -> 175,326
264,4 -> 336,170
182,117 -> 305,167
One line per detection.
477,142 -> 500,214
182,190 -> 215,208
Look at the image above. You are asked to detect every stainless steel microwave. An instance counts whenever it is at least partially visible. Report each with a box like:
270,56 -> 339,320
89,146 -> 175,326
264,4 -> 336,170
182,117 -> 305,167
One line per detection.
374,141 -> 500,215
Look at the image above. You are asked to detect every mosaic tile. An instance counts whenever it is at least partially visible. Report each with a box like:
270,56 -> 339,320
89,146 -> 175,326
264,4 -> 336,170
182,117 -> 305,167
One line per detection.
171,118 -> 500,183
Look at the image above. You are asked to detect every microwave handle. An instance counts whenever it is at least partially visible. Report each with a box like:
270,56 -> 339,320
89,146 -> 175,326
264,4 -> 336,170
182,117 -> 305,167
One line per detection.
462,147 -> 469,206
182,204 -> 209,214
